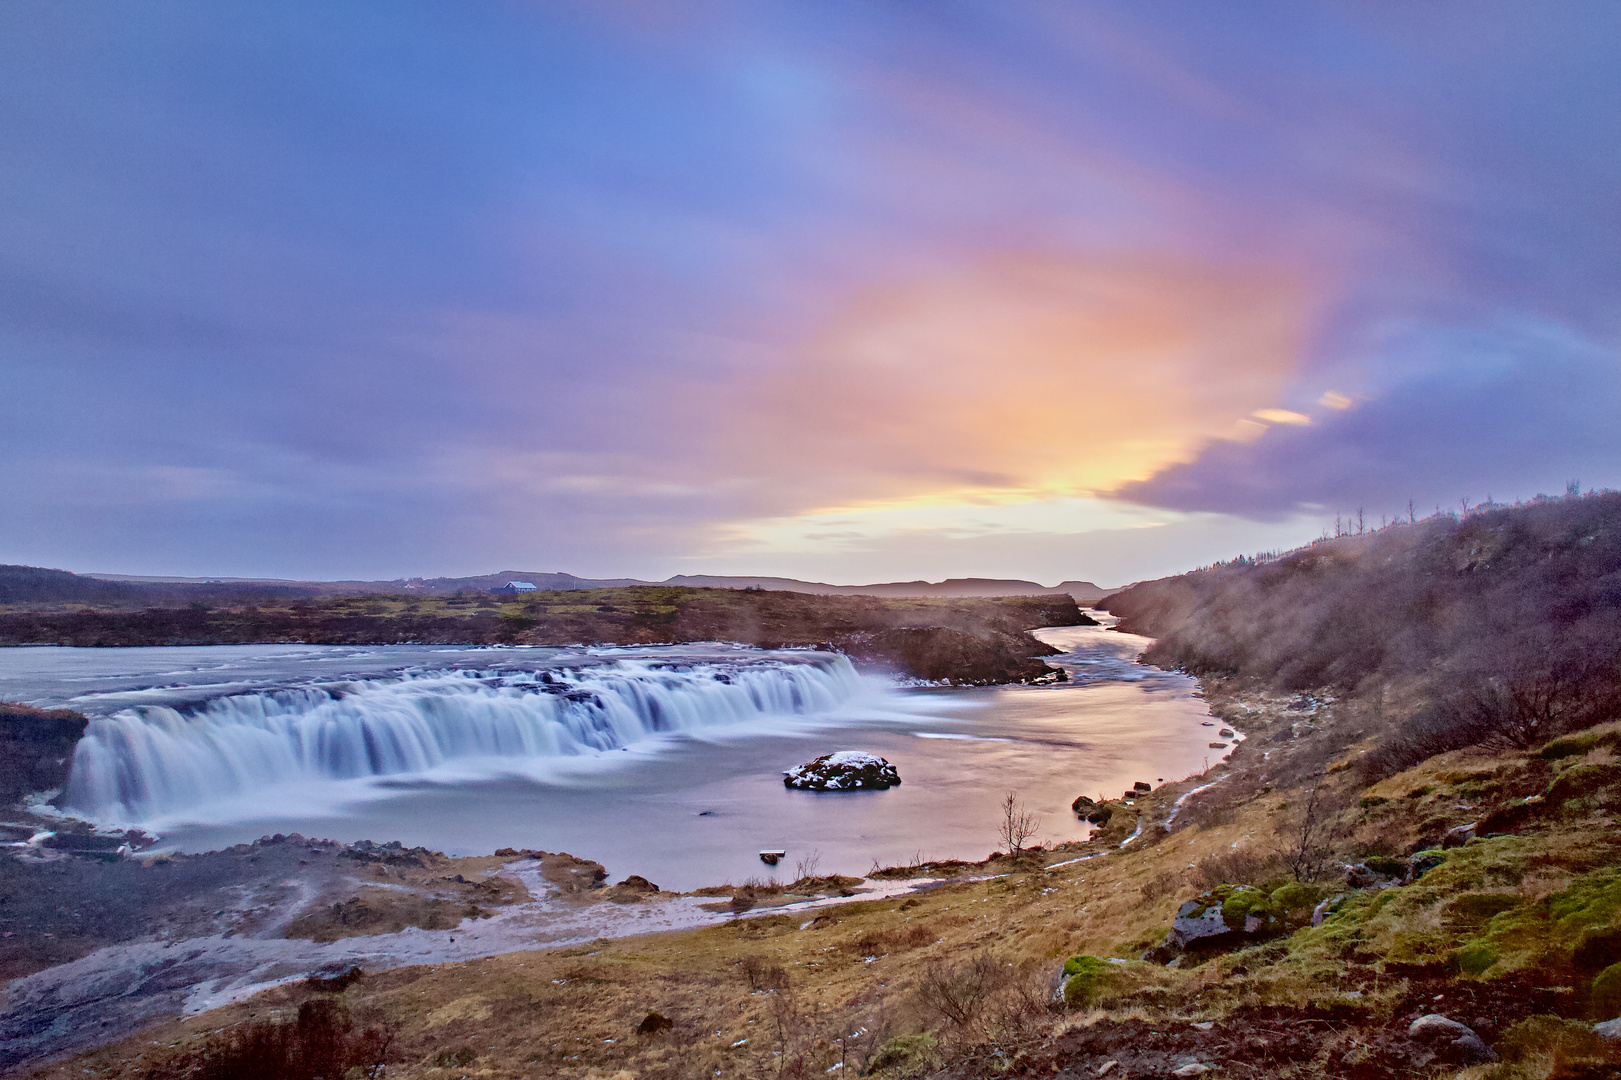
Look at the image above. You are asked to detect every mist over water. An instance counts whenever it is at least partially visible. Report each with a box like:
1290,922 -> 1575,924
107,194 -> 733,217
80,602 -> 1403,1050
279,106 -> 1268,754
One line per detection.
0,624 -> 1230,890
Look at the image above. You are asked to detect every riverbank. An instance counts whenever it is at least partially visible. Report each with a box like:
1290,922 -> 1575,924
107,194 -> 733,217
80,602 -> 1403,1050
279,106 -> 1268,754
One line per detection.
0,587 -> 1088,686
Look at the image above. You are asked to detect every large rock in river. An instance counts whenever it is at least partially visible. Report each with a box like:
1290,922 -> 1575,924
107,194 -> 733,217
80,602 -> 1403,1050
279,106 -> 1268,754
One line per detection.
784,752 -> 900,791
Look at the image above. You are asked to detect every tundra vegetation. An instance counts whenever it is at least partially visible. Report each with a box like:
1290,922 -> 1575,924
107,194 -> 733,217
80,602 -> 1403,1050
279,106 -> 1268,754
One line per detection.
0,580 -> 1085,685
13,493 -> 1621,1078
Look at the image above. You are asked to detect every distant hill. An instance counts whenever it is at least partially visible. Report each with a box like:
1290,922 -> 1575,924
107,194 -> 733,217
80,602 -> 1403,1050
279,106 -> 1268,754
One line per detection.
659,575 -> 1111,603
75,568 -> 1114,604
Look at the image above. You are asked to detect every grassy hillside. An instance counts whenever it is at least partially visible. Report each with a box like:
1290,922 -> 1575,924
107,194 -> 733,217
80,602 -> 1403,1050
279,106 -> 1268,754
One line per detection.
1102,492 -> 1621,777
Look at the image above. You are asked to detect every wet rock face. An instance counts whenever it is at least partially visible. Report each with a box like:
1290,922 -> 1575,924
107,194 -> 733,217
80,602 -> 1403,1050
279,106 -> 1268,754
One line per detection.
783,752 -> 900,790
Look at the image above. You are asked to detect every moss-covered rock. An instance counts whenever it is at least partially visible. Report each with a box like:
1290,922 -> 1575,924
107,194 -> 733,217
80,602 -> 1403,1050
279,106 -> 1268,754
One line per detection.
867,1032 -> 936,1073
1593,962 -> 1621,1017
1546,763 -> 1621,805
1060,955 -> 1115,1007
1493,1014 -> 1611,1068
1540,725 -> 1621,760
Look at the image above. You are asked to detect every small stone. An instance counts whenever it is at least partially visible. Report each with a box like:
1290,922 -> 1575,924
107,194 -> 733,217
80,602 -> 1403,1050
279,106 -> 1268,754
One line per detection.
1408,1014 -> 1475,1040
1593,1017 -> 1621,1042
1096,1061 -> 1118,1076
1171,1065 -> 1212,1077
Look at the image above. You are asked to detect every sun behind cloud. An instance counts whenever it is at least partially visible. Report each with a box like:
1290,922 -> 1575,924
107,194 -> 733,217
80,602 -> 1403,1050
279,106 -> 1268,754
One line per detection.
723,250 -> 1318,524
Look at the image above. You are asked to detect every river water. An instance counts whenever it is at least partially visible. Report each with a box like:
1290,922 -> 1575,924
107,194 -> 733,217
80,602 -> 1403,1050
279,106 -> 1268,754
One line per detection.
0,619 -> 1227,890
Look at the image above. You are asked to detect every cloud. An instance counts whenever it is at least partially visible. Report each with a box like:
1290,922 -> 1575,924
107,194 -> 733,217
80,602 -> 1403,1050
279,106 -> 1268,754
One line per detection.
718,251 -> 1316,516
1110,318 -> 1621,517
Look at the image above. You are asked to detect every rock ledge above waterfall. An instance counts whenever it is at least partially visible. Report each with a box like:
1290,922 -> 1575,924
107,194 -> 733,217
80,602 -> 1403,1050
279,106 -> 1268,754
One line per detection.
783,751 -> 900,791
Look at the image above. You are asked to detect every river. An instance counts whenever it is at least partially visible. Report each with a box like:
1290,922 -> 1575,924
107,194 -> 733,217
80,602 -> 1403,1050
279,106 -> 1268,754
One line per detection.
0,617 -> 1228,891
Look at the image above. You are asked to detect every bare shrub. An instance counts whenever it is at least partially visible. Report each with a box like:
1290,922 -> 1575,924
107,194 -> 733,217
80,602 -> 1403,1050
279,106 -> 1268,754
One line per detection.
913,954 -> 1012,1030
846,923 -> 937,956
1139,870 -> 1182,900
1191,847 -> 1284,889
999,791 -> 1040,857
981,960 -> 1060,1041
738,954 -> 789,991
1278,781 -> 1340,882
147,999 -> 391,1080
793,848 -> 822,881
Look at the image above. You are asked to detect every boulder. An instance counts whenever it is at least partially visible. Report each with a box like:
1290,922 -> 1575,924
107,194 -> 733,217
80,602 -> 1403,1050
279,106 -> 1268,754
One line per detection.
636,1011 -> 674,1036
603,874 -> 661,903
784,752 -> 900,791
1594,1017 -> 1621,1043
1148,884 -> 1323,961
1408,1014 -> 1495,1063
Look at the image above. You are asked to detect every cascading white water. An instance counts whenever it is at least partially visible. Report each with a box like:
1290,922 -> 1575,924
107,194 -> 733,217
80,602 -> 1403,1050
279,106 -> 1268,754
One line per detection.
61,654 -> 863,826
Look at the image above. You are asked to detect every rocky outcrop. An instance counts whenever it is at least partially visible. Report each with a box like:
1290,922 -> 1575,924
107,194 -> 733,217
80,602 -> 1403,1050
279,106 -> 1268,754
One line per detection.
0,702 -> 89,808
784,752 -> 900,791
1145,883 -> 1326,962
835,625 -> 1065,685
1071,795 -> 1114,825
603,874 -> 661,903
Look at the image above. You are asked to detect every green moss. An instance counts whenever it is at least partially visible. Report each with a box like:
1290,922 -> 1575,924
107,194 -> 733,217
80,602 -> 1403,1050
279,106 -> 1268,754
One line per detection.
1447,892 -> 1522,921
868,1032 -> 937,1073
1546,763 -> 1621,804
1541,728 -> 1621,760
1494,1014 -> 1610,1065
1269,882 -> 1324,914
1447,944 -> 1500,976
1061,954 -> 1116,1007
1593,962 -> 1621,1016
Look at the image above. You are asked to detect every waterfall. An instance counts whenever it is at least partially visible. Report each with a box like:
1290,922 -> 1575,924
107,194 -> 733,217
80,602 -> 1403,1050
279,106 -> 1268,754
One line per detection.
61,653 -> 863,826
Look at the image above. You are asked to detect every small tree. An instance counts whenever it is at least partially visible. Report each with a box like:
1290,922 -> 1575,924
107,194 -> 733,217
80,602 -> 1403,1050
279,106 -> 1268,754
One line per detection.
1281,781 -> 1333,882
999,791 -> 1040,858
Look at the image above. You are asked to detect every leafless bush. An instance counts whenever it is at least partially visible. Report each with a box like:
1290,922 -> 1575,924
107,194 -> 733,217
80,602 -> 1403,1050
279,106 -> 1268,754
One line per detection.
738,954 -> 789,991
1278,781 -> 1338,882
913,954 -> 1013,1030
1191,847 -> 1285,889
1139,869 -> 1182,900
794,848 -> 822,880
846,923 -> 936,956
147,999 -> 391,1080
981,960 -> 1060,1040
999,791 -> 1040,857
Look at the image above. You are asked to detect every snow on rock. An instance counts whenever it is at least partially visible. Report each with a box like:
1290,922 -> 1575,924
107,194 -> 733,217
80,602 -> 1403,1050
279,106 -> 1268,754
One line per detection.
783,752 -> 901,791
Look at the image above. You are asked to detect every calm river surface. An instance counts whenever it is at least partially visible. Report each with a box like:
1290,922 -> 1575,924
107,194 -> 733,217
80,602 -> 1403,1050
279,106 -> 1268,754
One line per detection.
0,618 -> 1227,891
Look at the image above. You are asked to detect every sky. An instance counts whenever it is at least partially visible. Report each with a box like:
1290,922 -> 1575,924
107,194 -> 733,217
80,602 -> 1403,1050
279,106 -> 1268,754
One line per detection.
3,2 -> 1620,586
